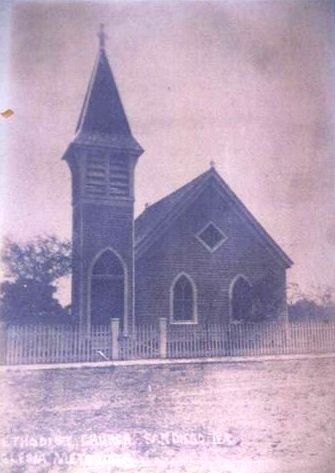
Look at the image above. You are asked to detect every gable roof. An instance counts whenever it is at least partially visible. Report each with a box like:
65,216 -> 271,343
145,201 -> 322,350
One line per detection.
134,168 -> 293,268
72,46 -> 142,154
135,170 -> 211,245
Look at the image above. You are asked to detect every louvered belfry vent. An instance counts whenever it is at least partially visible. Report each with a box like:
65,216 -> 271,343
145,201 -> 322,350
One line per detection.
86,154 -> 129,199
109,157 -> 129,196
86,155 -> 107,197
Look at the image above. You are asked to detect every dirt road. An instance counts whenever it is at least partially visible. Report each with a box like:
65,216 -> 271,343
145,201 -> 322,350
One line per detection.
0,356 -> 334,472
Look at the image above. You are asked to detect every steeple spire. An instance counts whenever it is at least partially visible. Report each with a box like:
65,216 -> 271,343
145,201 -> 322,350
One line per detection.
97,23 -> 107,50
73,26 -> 143,155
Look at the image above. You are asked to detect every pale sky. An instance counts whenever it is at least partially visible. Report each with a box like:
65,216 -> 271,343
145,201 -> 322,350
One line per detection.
2,0 -> 335,302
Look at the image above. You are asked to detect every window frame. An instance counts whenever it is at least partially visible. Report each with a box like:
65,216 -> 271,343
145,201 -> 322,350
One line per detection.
169,272 -> 198,325
196,221 -> 228,253
229,274 -> 253,323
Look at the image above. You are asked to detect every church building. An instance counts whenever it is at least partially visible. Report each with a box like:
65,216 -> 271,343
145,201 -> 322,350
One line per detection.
62,28 -> 293,333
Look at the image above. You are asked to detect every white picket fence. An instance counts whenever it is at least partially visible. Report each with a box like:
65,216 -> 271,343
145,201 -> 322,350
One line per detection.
5,324 -> 112,365
2,319 -> 335,365
167,320 -> 335,358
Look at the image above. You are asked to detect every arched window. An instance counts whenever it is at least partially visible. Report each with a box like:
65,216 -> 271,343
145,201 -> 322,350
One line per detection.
90,249 -> 125,327
231,276 -> 253,322
171,274 -> 197,323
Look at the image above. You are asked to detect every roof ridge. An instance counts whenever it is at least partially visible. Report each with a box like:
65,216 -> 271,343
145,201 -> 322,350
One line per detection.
136,168 -> 212,223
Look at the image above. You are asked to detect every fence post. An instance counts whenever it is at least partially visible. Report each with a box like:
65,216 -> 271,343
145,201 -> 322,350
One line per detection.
159,318 -> 168,358
284,318 -> 291,354
111,318 -> 120,360
0,320 -> 7,365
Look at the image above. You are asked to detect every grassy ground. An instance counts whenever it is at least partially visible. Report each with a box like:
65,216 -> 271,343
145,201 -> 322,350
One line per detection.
0,356 -> 334,473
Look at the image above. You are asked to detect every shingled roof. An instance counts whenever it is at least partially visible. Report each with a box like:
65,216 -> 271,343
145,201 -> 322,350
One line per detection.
73,43 -> 142,154
135,169 -> 212,246
134,167 -> 293,268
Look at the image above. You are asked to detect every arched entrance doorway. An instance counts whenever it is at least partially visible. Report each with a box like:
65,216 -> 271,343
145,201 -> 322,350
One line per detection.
90,249 -> 125,328
231,276 -> 253,322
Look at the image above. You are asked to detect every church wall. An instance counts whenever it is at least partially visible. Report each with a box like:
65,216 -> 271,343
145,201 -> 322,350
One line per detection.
135,184 -> 287,325
72,200 -> 135,332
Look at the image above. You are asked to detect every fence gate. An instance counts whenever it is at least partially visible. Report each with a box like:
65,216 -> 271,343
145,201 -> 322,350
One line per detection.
119,324 -> 160,360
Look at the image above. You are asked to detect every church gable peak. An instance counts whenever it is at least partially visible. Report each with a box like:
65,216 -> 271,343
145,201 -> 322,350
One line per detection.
135,167 -> 292,268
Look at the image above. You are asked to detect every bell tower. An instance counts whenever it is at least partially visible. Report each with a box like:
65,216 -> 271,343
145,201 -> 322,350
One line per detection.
63,25 -> 143,333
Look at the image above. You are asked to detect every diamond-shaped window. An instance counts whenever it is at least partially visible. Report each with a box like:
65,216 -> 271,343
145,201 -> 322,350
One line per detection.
197,222 -> 227,252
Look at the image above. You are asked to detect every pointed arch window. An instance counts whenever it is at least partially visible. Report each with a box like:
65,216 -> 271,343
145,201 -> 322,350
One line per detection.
171,274 -> 197,324
230,275 -> 253,322
90,249 -> 125,327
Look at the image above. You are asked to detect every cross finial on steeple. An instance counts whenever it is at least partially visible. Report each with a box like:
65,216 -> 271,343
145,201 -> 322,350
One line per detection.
97,23 -> 107,49
210,160 -> 216,169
